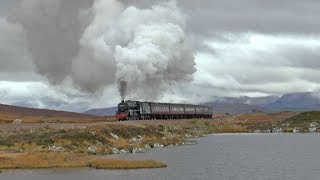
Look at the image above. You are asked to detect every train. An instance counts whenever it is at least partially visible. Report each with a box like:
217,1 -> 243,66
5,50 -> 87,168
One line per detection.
116,100 -> 213,121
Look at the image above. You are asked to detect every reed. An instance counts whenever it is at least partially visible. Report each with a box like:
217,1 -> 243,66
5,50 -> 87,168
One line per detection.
90,158 -> 167,169
0,153 -> 167,170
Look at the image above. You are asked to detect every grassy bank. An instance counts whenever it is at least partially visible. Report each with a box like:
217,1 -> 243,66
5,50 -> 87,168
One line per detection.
0,153 -> 166,170
240,111 -> 320,133
0,119 -> 248,154
0,118 -> 248,170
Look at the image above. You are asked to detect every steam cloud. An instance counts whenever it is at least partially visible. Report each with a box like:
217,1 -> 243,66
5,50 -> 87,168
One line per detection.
5,0 -> 196,101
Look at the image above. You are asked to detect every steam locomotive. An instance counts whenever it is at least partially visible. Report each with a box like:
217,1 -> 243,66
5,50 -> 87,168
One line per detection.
116,100 -> 213,121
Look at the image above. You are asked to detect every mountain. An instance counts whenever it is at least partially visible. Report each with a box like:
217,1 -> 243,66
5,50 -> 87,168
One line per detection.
0,103 -> 95,117
203,102 -> 265,115
83,107 -> 117,116
211,95 -> 279,107
267,92 -> 320,111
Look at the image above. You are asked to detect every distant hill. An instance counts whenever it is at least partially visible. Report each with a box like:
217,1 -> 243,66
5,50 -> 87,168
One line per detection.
203,102 -> 265,115
211,95 -> 279,107
83,107 -> 117,116
0,103 -> 95,118
266,92 -> 320,111
84,92 -> 320,116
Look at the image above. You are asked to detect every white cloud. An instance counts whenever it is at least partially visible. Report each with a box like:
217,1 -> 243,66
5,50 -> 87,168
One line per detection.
0,81 -> 120,112
188,33 -> 320,97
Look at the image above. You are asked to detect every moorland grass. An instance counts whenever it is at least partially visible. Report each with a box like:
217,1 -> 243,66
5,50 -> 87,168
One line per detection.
0,153 -> 167,170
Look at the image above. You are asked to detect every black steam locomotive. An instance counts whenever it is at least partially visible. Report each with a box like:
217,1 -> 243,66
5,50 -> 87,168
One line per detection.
116,100 -> 213,121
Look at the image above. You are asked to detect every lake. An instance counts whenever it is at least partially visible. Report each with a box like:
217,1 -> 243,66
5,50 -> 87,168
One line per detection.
2,133 -> 320,180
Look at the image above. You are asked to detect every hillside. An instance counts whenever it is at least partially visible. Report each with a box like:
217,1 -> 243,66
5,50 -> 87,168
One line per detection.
240,111 -> 320,133
0,103 -> 95,118
280,111 -> 320,128
83,107 -> 117,116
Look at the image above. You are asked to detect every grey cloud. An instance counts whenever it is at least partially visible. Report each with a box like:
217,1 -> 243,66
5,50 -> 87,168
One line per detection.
179,0 -> 320,35
9,0 -> 94,84
0,0 -> 19,16
0,18 -> 33,73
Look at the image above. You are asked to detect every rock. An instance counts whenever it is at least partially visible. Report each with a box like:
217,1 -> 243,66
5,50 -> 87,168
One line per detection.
282,123 -> 290,127
12,119 -> 22,124
153,143 -> 164,148
119,149 -> 129,154
112,148 -> 120,154
130,135 -> 143,144
272,128 -> 283,133
310,122 -> 318,127
254,130 -> 261,133
110,133 -> 119,140
185,134 -> 193,138
88,146 -> 97,153
293,129 -> 300,133
184,140 -> 198,145
131,147 -> 146,153
266,129 -> 271,133
48,145 -> 63,151
144,144 -> 151,150
309,127 -> 317,133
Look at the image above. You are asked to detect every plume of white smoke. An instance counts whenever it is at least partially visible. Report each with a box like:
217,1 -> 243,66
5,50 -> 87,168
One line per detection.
6,0 -> 196,101
103,0 -> 196,100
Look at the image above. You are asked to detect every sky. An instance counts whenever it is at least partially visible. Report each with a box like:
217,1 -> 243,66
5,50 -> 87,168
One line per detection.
0,0 -> 320,112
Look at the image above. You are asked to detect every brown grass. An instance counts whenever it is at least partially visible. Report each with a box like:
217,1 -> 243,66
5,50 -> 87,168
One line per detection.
90,158 -> 167,169
0,113 -> 116,123
211,122 -> 247,133
0,153 -> 167,170
231,112 -> 298,125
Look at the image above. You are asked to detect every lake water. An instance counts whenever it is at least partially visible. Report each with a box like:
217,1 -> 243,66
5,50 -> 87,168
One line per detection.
2,134 -> 320,180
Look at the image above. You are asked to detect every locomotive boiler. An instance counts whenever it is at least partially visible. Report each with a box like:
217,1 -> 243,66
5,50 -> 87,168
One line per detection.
116,100 -> 212,121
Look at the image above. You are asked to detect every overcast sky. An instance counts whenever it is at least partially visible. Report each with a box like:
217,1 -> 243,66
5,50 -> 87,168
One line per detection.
1,0 -> 320,112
